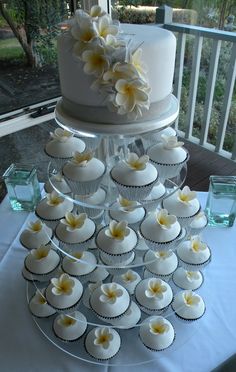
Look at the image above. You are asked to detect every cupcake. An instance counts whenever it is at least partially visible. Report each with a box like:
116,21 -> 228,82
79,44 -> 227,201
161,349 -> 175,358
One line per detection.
135,278 -> 173,315
89,282 -> 131,320
20,219 -> 53,250
24,244 -> 60,281
44,128 -> 85,167
62,150 -> 106,195
109,301 -> 141,329
29,288 -> 56,318
110,152 -> 158,201
109,195 -> 146,231
176,235 -> 211,270
189,211 -> 208,235
75,187 -> 106,219
62,250 -> 97,281
162,186 -> 201,228
139,316 -> 175,351
82,281 -> 103,309
140,209 -> 182,251
53,311 -> 87,342
85,327 -> 121,360
172,290 -> 205,321
96,220 -> 138,264
144,181 -> 166,212
144,249 -> 178,281
55,212 -> 96,251
99,251 -> 136,276
44,172 -> 71,195
112,269 -> 141,295
172,268 -> 203,290
35,191 -> 74,229
45,273 -> 83,312
147,135 -> 189,181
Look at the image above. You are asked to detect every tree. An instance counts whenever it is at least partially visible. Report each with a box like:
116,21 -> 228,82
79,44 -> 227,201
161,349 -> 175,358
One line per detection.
0,0 -> 66,67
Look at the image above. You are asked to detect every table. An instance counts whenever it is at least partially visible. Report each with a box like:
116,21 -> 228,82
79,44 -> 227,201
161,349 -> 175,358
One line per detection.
1,192 -> 236,372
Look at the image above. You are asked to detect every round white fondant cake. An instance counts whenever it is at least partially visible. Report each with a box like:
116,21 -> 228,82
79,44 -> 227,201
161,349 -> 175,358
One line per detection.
20,219 -> 53,250
144,249 -> 178,279
85,327 -> 121,360
29,288 -> 56,318
112,269 -> 141,295
24,244 -> 60,278
62,250 -> 97,278
139,315 -> 175,351
172,267 -> 203,290
53,311 -> 87,341
172,290 -> 205,321
176,236 -> 211,269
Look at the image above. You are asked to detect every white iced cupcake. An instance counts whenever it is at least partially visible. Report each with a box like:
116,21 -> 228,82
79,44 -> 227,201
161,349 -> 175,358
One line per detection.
29,288 -> 56,318
55,212 -> 96,251
62,250 -> 97,281
85,327 -> 121,360
144,249 -> 178,281
44,172 -> 71,195
109,301 -> 141,329
20,219 -> 53,250
162,186 -> 201,228
44,128 -> 85,167
189,211 -> 208,235
53,311 -> 87,342
99,251 -> 136,276
112,269 -> 141,295
176,235 -> 211,270
172,290 -> 205,321
172,268 -> 203,290
135,278 -> 173,315
75,187 -> 106,219
140,209 -> 182,251
110,153 -> 158,201
147,135 -> 189,181
139,316 -> 175,351
63,150 -> 106,195
90,282 -> 131,320
144,181 -> 166,212
35,191 -> 74,229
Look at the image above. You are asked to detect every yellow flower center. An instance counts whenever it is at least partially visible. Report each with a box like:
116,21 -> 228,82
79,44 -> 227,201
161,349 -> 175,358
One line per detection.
158,216 -> 168,226
185,294 -> 194,305
62,317 -> 76,326
159,251 -> 167,258
152,323 -> 166,334
124,83 -> 134,97
49,196 -> 63,206
124,273 -> 133,281
106,289 -> 116,300
187,271 -> 194,278
31,222 -> 42,232
91,54 -> 105,68
39,296 -> 46,305
97,334 -> 109,344
192,241 -> 200,252
73,252 -> 83,260
179,194 -> 189,202
35,250 -> 48,259
81,30 -> 94,42
150,283 -> 162,294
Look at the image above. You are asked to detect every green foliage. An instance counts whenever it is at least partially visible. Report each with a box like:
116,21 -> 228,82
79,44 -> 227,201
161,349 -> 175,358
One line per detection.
0,38 -> 24,61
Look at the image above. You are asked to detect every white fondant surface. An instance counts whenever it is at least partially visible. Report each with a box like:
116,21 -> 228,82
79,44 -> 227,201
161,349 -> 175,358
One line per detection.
29,290 -> 56,317
55,218 -> 95,244
172,291 -> 205,319
62,251 -> 97,276
135,278 -> 173,310
144,250 -> 178,275
162,193 -> 200,218
109,301 -> 141,329
36,197 -> 74,221
112,270 -> 141,294
45,137 -> 85,158
20,224 -> 52,249
46,277 -> 83,309
63,158 -> 105,182
139,316 -> 175,350
177,240 -> 211,265
25,249 -> 60,275
147,143 -> 188,164
190,214 -> 208,229
111,162 -> 157,187
53,311 -> 87,340
109,202 -> 145,225
172,268 -> 203,290
140,213 -> 181,243
96,226 -> 137,255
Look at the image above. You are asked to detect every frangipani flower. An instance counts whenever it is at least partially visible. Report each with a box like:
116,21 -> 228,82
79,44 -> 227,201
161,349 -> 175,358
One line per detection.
57,313 -> 77,327
51,273 -> 75,296
131,48 -> 148,78
94,15 -> 119,39
149,317 -> 170,335
71,150 -> 93,167
90,5 -> 106,18
155,250 -> 173,260
190,236 -> 207,253
121,270 -> 137,283
71,14 -> 96,42
31,245 -> 50,260
156,209 -> 176,230
51,172 -> 64,183
82,45 -> 110,77
28,220 -> 43,233
186,270 -> 200,282
118,195 -> 137,212
145,278 -> 167,299
34,289 -> 47,305
50,128 -> 73,142
46,191 -> 64,206
99,283 -> 123,304
71,251 -> 84,262
105,220 -> 130,240
105,34 -> 126,51
178,186 -> 197,204
183,290 -> 200,306
125,152 -> 149,171
103,62 -> 138,84
161,134 -> 184,150
94,327 -> 113,349
61,212 -> 87,232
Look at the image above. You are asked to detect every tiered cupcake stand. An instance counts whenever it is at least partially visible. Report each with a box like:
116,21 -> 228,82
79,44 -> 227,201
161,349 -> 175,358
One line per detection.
24,95 -> 208,366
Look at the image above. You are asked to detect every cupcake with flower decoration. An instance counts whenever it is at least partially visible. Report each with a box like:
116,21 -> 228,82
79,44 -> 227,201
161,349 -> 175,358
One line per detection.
140,208 -> 183,251
45,272 -> 83,312
44,127 -> 85,167
144,249 -> 178,281
62,150 -> 106,195
62,250 -> 97,281
147,134 -> 189,181
85,326 -> 121,360
139,315 -> 175,351
189,211 -> 208,235
29,288 -> 56,318
109,301 -> 141,329
20,219 -> 53,250
35,190 -> 74,229
172,267 -> 203,290
55,212 -> 96,251
162,186 -> 201,228
53,311 -> 87,342
176,235 -> 211,270
44,172 -> 71,195
96,220 -> 138,264
112,269 -> 141,295
172,290 -> 205,321
110,152 -> 158,201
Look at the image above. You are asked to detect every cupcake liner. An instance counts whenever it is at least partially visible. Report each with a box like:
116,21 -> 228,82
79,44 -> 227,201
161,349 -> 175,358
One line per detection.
34,211 -> 61,231
44,149 -> 71,169
22,267 -> 40,283
45,291 -> 83,314
171,304 -> 206,323
143,268 -> 173,283
100,253 -> 136,276
99,250 -> 135,265
139,330 -> 176,352
84,332 -> 121,361
176,206 -> 202,229
89,296 -> 132,321
139,228 -> 184,252
52,321 -> 87,343
61,261 -> 97,284
134,294 -> 171,316
177,255 -> 211,271
56,229 -> 96,253
24,253 -> 61,282
88,267 -> 110,283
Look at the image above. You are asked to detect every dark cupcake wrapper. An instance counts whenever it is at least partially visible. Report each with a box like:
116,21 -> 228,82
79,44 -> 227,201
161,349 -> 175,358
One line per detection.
22,268 -> 40,283
84,332 -> 121,361
24,250 -> 61,279
171,303 -> 206,322
143,268 -> 174,282
55,226 -> 96,253
52,320 -> 88,343
134,292 -> 173,316
61,260 -> 97,281
89,296 -> 132,321
139,329 -> 176,352
139,227 -> 184,251
177,247 -> 212,271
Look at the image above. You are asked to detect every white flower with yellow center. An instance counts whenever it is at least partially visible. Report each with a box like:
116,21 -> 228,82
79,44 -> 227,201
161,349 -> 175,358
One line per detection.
190,236 -> 207,253
105,220 -> 130,241
90,5 -> 106,18
70,251 -> 84,263
94,15 -> 119,39
155,250 -> 172,260
156,209 -> 177,230
125,152 -> 149,171
50,128 -> 73,143
145,278 -> 167,299
31,245 -> 50,260
57,313 -> 77,327
34,289 -> 47,305
118,195 -> 137,212
82,45 -> 110,77
131,48 -> 148,79
103,62 -> 138,84
71,150 -> 93,167
178,186 -> 196,204
94,327 -> 114,349
149,317 -> 170,335
105,34 -> 126,51
183,290 -> 200,306
186,271 -> 200,282
46,191 -> 64,206
51,273 -> 75,296
61,212 -> 87,232
28,219 -> 43,233
161,134 -> 184,150
121,270 -> 137,283
99,283 -> 123,304
51,172 -> 64,183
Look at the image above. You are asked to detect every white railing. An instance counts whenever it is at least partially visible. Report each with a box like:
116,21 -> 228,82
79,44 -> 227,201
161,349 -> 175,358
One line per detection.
156,6 -> 236,161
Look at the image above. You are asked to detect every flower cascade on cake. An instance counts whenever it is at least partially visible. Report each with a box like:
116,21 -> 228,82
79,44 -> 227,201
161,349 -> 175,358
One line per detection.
68,6 -> 151,119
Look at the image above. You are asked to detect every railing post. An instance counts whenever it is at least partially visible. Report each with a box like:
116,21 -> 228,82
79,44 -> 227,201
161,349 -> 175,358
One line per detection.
156,5 -> 173,25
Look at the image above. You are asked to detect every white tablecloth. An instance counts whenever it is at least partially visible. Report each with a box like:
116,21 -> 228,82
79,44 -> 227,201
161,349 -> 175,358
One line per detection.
0,192 -> 236,372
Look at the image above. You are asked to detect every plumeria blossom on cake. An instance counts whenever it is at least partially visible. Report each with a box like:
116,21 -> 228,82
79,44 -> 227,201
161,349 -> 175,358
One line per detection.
85,326 -> 121,360
99,283 -> 123,304
71,150 -> 94,167
46,191 -> 65,207
183,290 -> 200,306
61,212 -> 87,232
28,220 -> 43,233
145,278 -> 167,299
94,327 -> 114,349
161,134 -> 184,150
51,273 -> 75,296
29,288 -> 56,318
68,7 -> 151,119
125,153 -> 149,171
189,236 -> 207,253
105,220 -> 130,241
149,317 -> 170,335
50,128 -> 74,143
31,245 -> 50,260
172,290 -> 205,321
177,186 -> 197,205
118,195 -> 138,212
172,267 -> 203,291
156,209 -> 177,230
